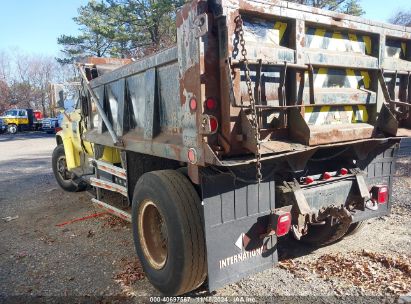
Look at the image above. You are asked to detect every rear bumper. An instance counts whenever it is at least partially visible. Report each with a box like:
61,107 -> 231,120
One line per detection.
199,142 -> 399,291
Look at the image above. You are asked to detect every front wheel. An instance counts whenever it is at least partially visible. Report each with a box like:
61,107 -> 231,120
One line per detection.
132,170 -> 206,295
52,145 -> 79,192
7,124 -> 17,134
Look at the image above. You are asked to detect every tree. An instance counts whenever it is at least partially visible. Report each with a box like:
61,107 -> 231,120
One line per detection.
0,51 -> 11,82
57,0 -> 185,62
389,10 -> 411,26
106,0 -> 185,56
57,1 -> 117,63
288,0 -> 364,16
0,80 -> 10,113
0,51 -> 12,113
0,49 -> 73,117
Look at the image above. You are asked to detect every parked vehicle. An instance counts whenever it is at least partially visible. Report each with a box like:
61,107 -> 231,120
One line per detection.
52,0 -> 411,296
0,108 -> 43,134
41,117 -> 59,134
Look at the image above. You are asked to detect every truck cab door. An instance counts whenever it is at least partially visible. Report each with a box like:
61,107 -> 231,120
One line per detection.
67,99 -> 92,157
19,110 -> 29,130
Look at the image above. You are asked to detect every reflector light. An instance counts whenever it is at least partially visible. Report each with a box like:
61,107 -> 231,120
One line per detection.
205,97 -> 217,110
305,176 -> 315,184
323,172 -> 332,180
209,116 -> 218,133
187,148 -> 197,164
276,212 -> 291,237
340,168 -> 348,175
371,185 -> 388,204
189,97 -> 197,111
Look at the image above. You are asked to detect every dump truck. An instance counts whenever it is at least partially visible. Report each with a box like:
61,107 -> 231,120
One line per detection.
1,108 -> 43,134
52,0 -> 411,295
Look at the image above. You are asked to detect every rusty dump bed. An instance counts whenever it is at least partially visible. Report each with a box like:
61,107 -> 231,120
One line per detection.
82,0 -> 411,168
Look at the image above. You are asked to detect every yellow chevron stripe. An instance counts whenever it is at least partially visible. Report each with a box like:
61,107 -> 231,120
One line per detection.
348,33 -> 362,53
314,28 -> 326,37
329,32 -> 345,51
274,22 -> 288,43
363,36 -> 372,55
309,28 -> 326,49
303,106 -> 369,125
401,42 -> 407,56
360,71 -> 371,89
355,105 -> 368,122
348,33 -> 357,41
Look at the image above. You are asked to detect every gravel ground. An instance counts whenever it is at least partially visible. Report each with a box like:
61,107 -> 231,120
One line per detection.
0,133 -> 410,303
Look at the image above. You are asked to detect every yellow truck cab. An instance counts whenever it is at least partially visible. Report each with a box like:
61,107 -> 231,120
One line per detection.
53,93 -> 121,191
1,108 -> 43,134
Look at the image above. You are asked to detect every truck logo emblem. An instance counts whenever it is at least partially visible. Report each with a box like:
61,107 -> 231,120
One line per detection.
235,233 -> 251,250
219,246 -> 265,269
235,233 -> 244,250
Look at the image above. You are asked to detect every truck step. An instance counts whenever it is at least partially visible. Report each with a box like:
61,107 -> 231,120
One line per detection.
92,159 -> 127,180
91,198 -> 131,222
90,177 -> 128,197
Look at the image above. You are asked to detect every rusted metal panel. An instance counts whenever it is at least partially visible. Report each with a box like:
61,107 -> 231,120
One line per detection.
303,51 -> 378,69
143,68 -> 157,140
80,0 -> 410,169
78,57 -> 132,66
90,47 -> 178,89
126,73 -> 146,129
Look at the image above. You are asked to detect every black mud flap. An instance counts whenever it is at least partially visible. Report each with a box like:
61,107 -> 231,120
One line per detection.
201,170 -> 277,291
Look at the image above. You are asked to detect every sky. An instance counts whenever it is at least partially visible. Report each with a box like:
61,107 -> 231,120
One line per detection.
0,0 -> 410,56
0,0 -> 88,56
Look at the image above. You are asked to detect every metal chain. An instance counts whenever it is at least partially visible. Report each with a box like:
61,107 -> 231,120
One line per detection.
235,15 -> 262,183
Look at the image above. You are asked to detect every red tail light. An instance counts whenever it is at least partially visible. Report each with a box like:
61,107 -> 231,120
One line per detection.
371,185 -> 388,204
205,97 -> 217,110
340,168 -> 348,175
323,172 -> 332,180
201,114 -> 218,134
209,116 -> 218,133
55,127 -> 62,133
275,212 -> 291,237
304,176 -> 315,184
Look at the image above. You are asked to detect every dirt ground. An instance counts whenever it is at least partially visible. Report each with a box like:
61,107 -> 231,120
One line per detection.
0,133 -> 410,303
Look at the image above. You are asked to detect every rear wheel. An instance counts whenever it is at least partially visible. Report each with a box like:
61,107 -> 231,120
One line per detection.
132,170 -> 206,295
299,218 -> 351,247
52,145 -> 80,192
7,124 -> 17,134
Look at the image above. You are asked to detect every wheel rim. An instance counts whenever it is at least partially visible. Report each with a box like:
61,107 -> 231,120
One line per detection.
138,200 -> 168,270
56,155 -> 70,181
9,125 -> 17,134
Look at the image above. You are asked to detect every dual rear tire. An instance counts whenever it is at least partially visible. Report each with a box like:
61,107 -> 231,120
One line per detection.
300,219 -> 365,246
131,170 -> 207,295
